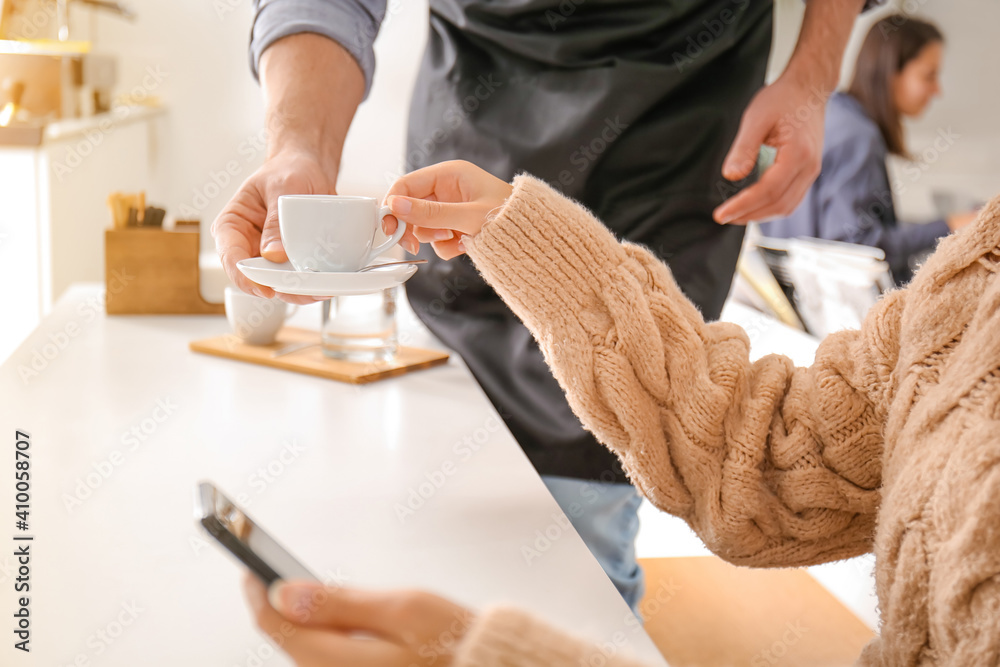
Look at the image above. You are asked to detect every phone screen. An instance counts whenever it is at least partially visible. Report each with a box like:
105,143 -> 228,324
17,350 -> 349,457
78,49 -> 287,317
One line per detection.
196,481 -> 318,584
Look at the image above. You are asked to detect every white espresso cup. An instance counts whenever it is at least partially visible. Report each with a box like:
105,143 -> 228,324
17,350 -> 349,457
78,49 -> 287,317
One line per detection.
278,195 -> 407,272
225,286 -> 298,345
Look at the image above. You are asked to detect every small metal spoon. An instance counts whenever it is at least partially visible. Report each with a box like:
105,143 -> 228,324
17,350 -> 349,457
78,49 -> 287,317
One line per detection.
357,259 -> 428,272
301,259 -> 428,273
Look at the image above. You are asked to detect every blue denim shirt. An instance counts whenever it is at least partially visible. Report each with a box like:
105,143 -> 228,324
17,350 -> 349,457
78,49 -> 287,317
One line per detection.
760,92 -> 949,283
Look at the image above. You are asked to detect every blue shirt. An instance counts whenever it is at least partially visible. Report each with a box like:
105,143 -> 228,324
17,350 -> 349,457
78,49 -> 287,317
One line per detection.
760,92 -> 949,284
250,0 -> 386,97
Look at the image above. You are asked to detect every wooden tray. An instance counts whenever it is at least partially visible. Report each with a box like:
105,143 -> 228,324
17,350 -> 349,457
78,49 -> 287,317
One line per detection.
189,326 -> 450,384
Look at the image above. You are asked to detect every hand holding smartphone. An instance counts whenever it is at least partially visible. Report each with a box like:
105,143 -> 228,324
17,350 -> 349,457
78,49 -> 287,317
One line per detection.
194,481 -> 318,585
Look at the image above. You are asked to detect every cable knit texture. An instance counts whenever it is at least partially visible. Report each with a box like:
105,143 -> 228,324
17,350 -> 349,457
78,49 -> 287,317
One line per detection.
451,174 -> 1000,666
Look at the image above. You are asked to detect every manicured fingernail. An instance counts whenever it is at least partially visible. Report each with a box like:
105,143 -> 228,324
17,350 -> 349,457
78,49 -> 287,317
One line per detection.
457,235 -> 468,253
390,196 -> 411,215
433,229 -> 454,241
262,239 -> 281,253
404,239 -> 419,255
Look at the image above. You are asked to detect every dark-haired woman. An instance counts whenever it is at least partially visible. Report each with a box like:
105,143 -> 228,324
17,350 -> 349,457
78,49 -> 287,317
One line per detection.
761,15 -> 977,285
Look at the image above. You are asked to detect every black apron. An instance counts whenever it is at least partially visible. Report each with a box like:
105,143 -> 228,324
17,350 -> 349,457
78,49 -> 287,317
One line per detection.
404,0 -> 773,483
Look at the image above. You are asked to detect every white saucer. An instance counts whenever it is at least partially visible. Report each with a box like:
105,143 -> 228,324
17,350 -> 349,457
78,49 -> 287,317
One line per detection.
236,257 -> 419,297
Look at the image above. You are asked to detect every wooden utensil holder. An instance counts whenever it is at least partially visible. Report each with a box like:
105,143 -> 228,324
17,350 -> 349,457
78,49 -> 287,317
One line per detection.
104,226 -> 224,315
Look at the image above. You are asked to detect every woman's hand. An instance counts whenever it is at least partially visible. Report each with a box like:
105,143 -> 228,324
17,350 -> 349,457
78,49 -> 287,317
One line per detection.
243,574 -> 474,667
383,160 -> 513,260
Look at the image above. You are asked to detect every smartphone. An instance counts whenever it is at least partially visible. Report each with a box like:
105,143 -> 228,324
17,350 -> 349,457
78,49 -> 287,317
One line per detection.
194,481 -> 319,585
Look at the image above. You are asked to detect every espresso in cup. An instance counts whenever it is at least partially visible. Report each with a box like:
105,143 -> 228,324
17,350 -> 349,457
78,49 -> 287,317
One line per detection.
278,195 -> 406,272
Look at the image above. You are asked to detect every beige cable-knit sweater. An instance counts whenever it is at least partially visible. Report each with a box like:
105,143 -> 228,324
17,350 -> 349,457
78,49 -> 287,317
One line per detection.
451,175 -> 1000,666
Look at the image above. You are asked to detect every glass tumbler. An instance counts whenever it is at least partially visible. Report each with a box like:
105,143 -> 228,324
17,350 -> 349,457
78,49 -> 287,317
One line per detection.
320,287 -> 398,363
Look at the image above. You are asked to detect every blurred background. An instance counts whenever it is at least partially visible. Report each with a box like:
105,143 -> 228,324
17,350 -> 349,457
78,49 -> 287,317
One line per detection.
0,0 -> 996,358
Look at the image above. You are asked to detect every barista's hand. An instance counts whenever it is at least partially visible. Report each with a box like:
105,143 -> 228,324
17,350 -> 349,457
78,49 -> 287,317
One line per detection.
212,150 -> 337,304
712,73 -> 826,225
383,160 -> 513,260
243,573 -> 473,667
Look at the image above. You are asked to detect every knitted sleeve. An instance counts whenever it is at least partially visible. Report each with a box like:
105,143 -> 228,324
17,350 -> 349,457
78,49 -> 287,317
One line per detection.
465,174 -> 903,567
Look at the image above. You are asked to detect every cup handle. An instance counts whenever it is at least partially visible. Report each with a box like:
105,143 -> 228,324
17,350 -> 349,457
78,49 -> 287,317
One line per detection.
284,304 -> 299,319
367,204 -> 407,263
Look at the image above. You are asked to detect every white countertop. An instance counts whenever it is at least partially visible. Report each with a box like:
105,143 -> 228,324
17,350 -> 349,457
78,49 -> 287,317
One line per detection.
0,283 -> 666,666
